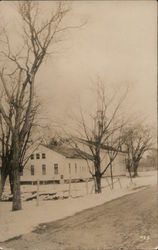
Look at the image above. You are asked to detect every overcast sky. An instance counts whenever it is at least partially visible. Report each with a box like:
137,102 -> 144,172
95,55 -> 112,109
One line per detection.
1,1 -> 157,130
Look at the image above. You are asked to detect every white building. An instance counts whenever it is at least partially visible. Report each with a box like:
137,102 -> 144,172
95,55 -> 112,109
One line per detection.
20,144 -> 126,184
21,144 -> 92,184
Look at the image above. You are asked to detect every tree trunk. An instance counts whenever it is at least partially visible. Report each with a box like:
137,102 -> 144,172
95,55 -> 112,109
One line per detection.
95,173 -> 101,193
12,134 -> 22,211
12,164 -> 21,211
94,154 -> 101,193
133,162 -> 139,178
0,169 -> 8,200
9,170 -> 14,195
125,159 -> 133,183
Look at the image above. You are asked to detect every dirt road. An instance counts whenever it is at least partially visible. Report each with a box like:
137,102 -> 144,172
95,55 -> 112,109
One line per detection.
2,186 -> 158,250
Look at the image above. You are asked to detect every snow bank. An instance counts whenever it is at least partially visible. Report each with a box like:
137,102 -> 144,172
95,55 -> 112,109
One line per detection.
0,171 -> 157,242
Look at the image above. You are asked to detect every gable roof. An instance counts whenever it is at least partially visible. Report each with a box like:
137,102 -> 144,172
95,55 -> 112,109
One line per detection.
42,144 -> 93,160
74,137 -> 127,153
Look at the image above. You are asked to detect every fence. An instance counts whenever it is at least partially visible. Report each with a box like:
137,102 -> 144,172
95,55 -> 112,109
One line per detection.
1,175 -> 123,203
30,176 -> 123,206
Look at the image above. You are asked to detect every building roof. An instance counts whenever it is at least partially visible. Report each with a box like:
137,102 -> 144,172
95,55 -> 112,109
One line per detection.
74,138 -> 127,153
42,144 -> 94,160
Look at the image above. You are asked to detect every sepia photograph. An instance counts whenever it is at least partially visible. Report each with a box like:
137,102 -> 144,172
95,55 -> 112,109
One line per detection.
0,1 -> 157,250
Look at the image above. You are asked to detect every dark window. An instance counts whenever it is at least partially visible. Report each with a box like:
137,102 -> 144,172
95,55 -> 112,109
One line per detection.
42,153 -> 46,159
75,163 -> 77,174
54,164 -> 58,175
42,164 -> 46,175
36,153 -> 40,159
30,154 -> 34,160
31,165 -> 34,176
61,175 -> 64,179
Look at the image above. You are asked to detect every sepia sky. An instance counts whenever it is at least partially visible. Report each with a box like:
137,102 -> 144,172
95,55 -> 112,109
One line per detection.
1,1 -> 157,130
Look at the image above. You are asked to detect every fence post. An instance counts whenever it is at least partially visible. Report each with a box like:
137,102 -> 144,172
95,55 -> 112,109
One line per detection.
118,177 -> 122,188
36,179 -> 40,206
85,178 -> 89,195
110,162 -> 114,189
105,176 -> 112,190
68,176 -> 71,198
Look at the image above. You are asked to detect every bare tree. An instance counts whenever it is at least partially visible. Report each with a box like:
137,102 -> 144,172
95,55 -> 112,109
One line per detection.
123,125 -> 153,177
67,81 -> 127,193
0,1 -> 71,210
0,95 -> 41,199
0,107 -> 13,198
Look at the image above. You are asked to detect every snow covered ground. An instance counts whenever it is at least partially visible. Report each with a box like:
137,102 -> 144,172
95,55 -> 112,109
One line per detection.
0,171 -> 157,243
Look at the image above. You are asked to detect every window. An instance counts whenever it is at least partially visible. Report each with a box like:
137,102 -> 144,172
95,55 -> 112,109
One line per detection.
31,165 -> 34,176
75,163 -> 77,174
42,153 -> 46,159
54,164 -> 58,175
69,163 -> 71,174
36,153 -> 40,159
42,164 -> 46,175
30,154 -> 34,160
